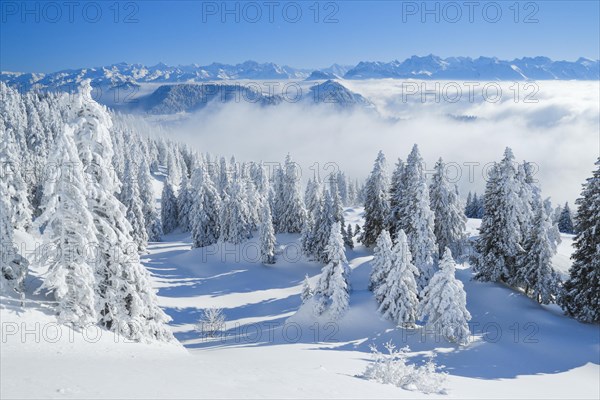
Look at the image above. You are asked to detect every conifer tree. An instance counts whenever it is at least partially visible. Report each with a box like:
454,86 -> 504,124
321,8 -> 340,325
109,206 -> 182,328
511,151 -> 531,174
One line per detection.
301,274 -> 313,303
429,158 -> 467,258
161,181 -> 179,234
191,165 -> 221,248
473,148 -> 523,283
314,222 -> 350,319
122,159 -> 148,251
402,145 -> 438,289
369,229 -> 394,293
138,157 -> 162,241
559,158 -> 600,323
387,158 -> 405,235
0,170 -> 28,297
177,173 -> 194,232
344,223 -> 354,249
376,230 -> 420,328
517,201 -> 561,304
34,125 -> 98,327
278,155 -> 306,233
219,179 -> 251,244
69,82 -> 173,341
420,248 -> 471,345
558,202 -> 575,234
361,151 -> 389,247
259,204 -> 276,264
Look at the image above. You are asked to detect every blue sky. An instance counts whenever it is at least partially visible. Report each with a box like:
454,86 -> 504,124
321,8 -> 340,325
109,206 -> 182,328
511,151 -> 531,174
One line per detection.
1,0 -> 599,72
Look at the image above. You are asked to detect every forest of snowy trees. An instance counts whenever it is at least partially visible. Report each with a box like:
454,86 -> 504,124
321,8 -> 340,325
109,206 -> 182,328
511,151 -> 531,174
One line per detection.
1,80 -> 598,347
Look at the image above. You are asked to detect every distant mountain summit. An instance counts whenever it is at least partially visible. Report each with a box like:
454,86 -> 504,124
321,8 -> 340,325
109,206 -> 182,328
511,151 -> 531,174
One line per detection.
344,55 -> 599,80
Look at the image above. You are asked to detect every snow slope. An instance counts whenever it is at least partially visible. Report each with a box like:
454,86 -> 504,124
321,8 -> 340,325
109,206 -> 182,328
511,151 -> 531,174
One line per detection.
1,210 -> 598,399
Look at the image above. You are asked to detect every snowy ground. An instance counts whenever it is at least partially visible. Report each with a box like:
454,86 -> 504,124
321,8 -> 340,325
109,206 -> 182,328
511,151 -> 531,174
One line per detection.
1,210 -> 598,399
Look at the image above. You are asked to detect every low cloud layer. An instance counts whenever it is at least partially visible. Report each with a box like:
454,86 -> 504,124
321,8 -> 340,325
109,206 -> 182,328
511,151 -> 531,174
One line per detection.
154,80 -> 599,207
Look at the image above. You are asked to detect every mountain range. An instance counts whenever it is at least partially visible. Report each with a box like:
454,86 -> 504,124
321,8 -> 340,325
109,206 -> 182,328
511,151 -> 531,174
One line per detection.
2,56 -> 598,94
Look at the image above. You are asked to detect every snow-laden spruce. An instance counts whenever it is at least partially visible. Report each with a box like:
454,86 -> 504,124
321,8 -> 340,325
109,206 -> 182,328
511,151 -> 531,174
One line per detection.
429,158 -> 467,259
277,155 -> 307,233
400,145 -> 438,289
376,230 -> 420,328
419,248 -> 471,345
177,173 -> 194,232
314,222 -> 350,319
34,124 -> 98,327
219,178 -> 251,244
361,151 -> 389,247
301,274 -> 313,303
191,165 -> 221,248
0,93 -> 33,231
387,158 -> 405,235
138,157 -> 163,242
67,82 -> 173,341
558,202 -> 575,234
259,203 -> 276,264
0,170 -> 28,297
307,188 -> 338,263
368,229 -> 394,293
122,158 -> 149,251
161,181 -> 179,235
517,200 -> 561,304
559,158 -> 600,323
465,192 -> 484,218
473,148 -> 523,283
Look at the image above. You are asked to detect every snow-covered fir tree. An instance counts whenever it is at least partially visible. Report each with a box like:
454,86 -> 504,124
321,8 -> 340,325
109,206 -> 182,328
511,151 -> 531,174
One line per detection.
314,222 -> 350,319
34,124 -> 98,327
516,201 -> 561,304
336,171 -> 348,206
464,192 -> 473,217
301,179 -> 323,257
0,173 -> 28,297
375,230 -> 420,328
429,158 -> 467,258
301,275 -> 313,303
344,223 -> 354,249
401,145 -> 438,289
177,173 -> 194,232
420,248 -> 471,345
121,159 -> 149,251
387,158 -> 405,235
472,148 -> 523,283
259,204 -> 276,264
219,179 -> 251,244
369,229 -> 394,293
0,121 -> 32,230
68,82 -> 173,341
558,202 -> 575,234
559,158 -> 600,323
191,165 -> 221,248
161,181 -> 179,235
277,155 -> 306,233
543,198 -> 562,253
243,165 -> 261,232
361,151 -> 389,247
138,157 -> 162,242
310,189 -> 337,263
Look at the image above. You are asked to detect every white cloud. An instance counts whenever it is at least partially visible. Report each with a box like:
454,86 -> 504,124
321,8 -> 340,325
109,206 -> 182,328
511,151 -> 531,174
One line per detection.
154,80 -> 599,207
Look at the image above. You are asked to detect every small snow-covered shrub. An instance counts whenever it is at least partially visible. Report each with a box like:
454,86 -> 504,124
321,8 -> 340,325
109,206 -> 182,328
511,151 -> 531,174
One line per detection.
362,341 -> 447,394
195,308 -> 226,338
